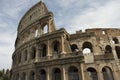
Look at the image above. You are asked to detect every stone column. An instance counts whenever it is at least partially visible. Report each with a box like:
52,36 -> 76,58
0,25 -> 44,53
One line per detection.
35,45 -> 40,62
80,63 -> 85,80
97,67 -> 104,80
61,35 -> 65,54
63,65 -> 66,80
47,40 -> 50,56
47,67 -> 50,80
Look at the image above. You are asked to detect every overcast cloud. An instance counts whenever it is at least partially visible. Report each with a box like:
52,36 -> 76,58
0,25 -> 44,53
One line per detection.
0,0 -> 120,69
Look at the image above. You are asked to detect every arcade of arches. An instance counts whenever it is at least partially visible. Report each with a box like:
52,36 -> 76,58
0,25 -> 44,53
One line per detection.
13,66 -> 116,80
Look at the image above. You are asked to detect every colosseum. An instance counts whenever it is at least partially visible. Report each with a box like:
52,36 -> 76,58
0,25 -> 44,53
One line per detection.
11,1 -> 120,80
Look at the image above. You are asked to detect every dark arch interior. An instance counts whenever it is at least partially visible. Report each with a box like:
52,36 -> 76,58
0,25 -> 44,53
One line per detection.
87,68 -> 98,80
71,44 -> 79,52
105,45 -> 112,54
82,42 -> 93,53
24,50 -> 27,61
18,53 -> 21,63
113,37 -> 119,44
39,69 -> 46,80
68,66 -> 79,80
53,41 -> 60,54
22,72 -> 26,80
31,47 -> 36,59
30,71 -> 35,80
41,44 -> 47,57
53,68 -> 61,80
102,67 -> 114,80
115,46 -> 120,58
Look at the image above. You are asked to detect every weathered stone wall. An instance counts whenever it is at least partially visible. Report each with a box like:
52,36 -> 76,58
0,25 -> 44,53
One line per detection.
11,1 -> 120,80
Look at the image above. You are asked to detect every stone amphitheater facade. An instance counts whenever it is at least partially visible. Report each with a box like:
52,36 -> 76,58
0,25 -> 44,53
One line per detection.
11,1 -> 120,80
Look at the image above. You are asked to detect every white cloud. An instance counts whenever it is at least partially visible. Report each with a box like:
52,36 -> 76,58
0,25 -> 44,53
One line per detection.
55,0 -> 120,33
0,33 -> 16,69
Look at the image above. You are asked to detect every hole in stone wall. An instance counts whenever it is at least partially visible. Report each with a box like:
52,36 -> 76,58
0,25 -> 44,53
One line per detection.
71,44 -> 79,52
39,69 -> 46,80
115,46 -> 120,59
102,30 -> 106,35
105,45 -> 112,54
113,37 -> 119,44
83,48 -> 91,54
82,42 -> 93,54
42,44 -> 47,57
53,68 -> 61,80
35,29 -> 38,37
52,41 -> 60,54
68,66 -> 79,80
87,68 -> 98,80
43,25 -> 48,34
102,67 -> 114,80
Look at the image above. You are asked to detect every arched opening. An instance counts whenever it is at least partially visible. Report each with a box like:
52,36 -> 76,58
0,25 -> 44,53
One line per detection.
53,68 -> 61,80
105,45 -> 112,54
102,30 -> 106,35
68,66 -> 79,80
41,44 -> 47,57
39,69 -> 46,80
24,50 -> 27,61
23,50 -> 27,61
113,37 -> 119,44
21,72 -> 26,80
83,48 -> 91,54
71,44 -> 79,52
16,74 -> 19,80
102,66 -> 114,80
115,46 -> 120,59
29,71 -> 35,80
35,29 -> 38,37
42,25 -> 48,34
87,68 -> 98,80
52,41 -> 60,54
18,53 -> 21,64
82,42 -> 93,54
31,47 -> 36,59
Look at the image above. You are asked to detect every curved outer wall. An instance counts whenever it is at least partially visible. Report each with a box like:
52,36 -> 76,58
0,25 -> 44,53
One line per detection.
11,1 -> 120,80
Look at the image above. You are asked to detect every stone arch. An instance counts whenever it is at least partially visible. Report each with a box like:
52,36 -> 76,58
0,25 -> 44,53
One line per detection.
29,71 -> 35,80
113,37 -> 119,44
41,24 -> 48,34
25,50 -> 27,61
35,29 -> 38,37
68,66 -> 79,80
102,66 -> 114,80
23,50 -> 27,61
13,55 -> 17,65
52,40 -> 61,54
115,46 -> 120,59
82,41 -> 93,54
16,73 -> 19,80
39,69 -> 46,80
18,53 -> 21,64
71,44 -> 79,52
41,44 -> 47,57
86,67 -> 98,80
105,45 -> 112,54
21,72 -> 26,80
30,47 -> 36,59
52,68 -> 61,80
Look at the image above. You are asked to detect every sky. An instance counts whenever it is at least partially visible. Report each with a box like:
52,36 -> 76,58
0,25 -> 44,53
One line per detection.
0,0 -> 120,69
